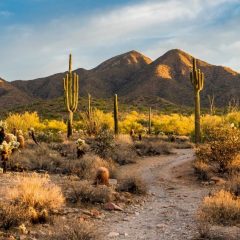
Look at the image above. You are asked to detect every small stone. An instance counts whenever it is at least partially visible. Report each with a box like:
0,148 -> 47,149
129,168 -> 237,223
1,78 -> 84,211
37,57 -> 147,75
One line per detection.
108,232 -> 120,237
156,223 -> 167,230
19,235 -> 27,240
135,212 -> 140,216
104,202 -> 123,211
120,232 -> 129,237
109,179 -> 118,185
210,176 -> 226,185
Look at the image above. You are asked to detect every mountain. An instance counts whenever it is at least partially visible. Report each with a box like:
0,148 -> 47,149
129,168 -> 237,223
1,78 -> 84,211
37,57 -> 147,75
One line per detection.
2,49 -> 240,109
0,77 -> 32,107
12,51 -> 152,99
120,49 -> 240,107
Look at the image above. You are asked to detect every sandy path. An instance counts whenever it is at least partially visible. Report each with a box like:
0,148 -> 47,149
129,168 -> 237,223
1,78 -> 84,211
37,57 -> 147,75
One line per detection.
102,149 -> 209,240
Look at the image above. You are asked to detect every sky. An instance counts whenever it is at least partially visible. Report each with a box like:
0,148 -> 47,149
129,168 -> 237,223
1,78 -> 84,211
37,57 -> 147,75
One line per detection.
0,0 -> 240,81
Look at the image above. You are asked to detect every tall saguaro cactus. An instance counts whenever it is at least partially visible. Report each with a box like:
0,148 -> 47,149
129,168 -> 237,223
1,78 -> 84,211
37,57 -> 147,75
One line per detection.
148,107 -> 152,135
64,54 -> 79,138
190,58 -> 204,143
114,94 -> 119,135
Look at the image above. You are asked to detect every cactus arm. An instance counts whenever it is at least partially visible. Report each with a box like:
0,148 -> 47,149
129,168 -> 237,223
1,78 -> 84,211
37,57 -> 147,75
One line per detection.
64,74 -> 71,112
72,73 -> 79,112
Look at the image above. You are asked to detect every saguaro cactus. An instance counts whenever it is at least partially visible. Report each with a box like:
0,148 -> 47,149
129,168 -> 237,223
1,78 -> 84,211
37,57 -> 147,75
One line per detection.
148,107 -> 152,135
88,93 -> 92,118
190,58 -> 204,143
64,54 -> 79,138
114,94 -> 119,135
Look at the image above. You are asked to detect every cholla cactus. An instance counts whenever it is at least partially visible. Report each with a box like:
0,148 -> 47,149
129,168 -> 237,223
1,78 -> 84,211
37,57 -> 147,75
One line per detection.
76,138 -> 86,158
0,121 -> 7,129
76,138 -> 86,149
0,140 -> 20,154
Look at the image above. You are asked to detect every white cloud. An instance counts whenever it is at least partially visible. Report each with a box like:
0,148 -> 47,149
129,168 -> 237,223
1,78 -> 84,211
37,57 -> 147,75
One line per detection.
0,0 -> 240,80
0,10 -> 13,17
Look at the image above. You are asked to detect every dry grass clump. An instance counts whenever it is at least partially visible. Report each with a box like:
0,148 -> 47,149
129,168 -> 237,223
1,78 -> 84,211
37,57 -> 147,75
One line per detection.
199,189 -> 240,225
69,181 -> 113,204
51,220 -> 100,240
193,160 -> 211,181
0,202 -> 29,230
69,153 -> 116,180
117,176 -> 147,195
226,175 -> 240,197
110,134 -> 137,165
0,173 -> 64,229
115,134 -> 133,145
135,139 -> 173,156
8,173 -> 64,211
227,154 -> 240,174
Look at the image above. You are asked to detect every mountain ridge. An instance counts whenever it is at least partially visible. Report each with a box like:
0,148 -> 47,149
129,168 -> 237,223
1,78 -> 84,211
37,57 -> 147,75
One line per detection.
1,49 -> 239,109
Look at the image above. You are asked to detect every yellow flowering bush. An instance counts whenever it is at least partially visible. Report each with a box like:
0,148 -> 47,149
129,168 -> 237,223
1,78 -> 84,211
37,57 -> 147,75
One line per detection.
5,112 -> 45,133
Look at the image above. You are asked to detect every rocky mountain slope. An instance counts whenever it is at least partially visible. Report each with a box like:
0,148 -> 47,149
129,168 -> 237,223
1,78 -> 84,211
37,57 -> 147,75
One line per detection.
1,49 -> 239,108
0,78 -> 32,108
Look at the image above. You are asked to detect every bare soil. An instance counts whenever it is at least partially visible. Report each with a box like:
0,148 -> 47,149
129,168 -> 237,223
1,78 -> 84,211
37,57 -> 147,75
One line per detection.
101,149 -> 240,240
0,148 -> 239,240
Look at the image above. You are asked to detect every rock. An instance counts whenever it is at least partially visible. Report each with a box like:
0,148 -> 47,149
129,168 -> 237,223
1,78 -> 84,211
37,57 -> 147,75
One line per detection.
104,202 -> 123,211
156,223 -> 167,230
120,232 -> 129,237
0,168 -> 3,174
109,179 -> 118,186
135,212 -> 140,216
210,177 -> 226,185
19,235 -> 27,240
108,232 -> 120,237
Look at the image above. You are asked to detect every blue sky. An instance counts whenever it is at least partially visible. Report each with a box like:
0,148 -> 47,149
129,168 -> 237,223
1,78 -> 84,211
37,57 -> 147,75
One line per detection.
0,0 -> 240,80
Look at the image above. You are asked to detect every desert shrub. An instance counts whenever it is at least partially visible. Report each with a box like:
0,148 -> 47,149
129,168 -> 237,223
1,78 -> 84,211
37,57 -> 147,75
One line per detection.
69,181 -> 112,204
7,173 -> 65,211
5,112 -> 45,133
227,154 -> 240,174
153,114 -> 194,136
80,109 -> 114,135
193,160 -> 211,181
43,119 -> 67,133
110,134 -> 137,165
135,139 -> 173,156
173,141 -> 193,149
119,111 -> 145,134
226,175 -> 240,197
0,202 -> 29,230
117,176 -> 147,195
196,125 -> 240,174
51,141 -> 77,159
199,190 -> 240,225
225,112 -> 240,128
10,144 -> 63,172
69,153 -> 116,180
91,127 -> 114,158
36,131 -> 63,143
51,220 -> 100,240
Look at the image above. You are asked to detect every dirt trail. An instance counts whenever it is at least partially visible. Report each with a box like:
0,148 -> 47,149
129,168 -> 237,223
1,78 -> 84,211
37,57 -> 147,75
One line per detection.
103,149 -> 209,240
